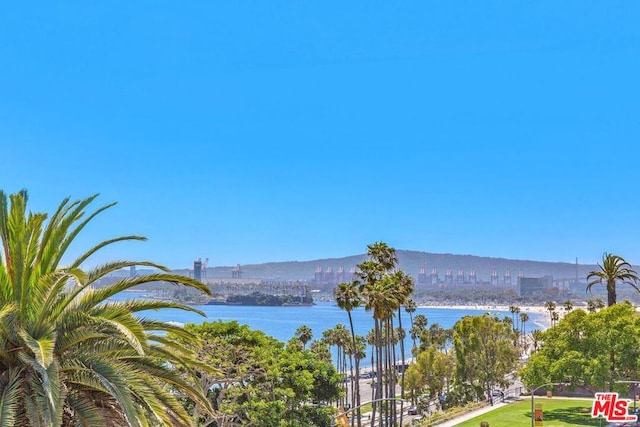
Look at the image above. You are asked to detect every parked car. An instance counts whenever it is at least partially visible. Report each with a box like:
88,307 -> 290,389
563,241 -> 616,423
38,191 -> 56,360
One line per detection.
407,405 -> 418,415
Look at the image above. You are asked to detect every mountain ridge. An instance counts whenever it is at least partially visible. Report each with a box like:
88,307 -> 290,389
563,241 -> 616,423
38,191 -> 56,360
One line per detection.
176,250 -> 601,282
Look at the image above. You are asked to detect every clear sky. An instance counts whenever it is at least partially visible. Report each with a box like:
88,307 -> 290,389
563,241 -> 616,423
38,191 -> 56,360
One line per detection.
1,2 -> 639,269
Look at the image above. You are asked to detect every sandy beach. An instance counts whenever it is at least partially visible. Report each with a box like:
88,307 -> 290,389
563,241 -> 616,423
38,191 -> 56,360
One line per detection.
416,303 -> 555,329
417,303 -> 550,314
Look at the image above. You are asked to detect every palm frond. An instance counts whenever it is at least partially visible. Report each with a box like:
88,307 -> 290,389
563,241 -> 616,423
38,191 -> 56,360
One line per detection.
0,368 -> 21,426
64,392 -> 106,427
18,330 -> 56,369
74,273 -> 211,311
83,260 -> 168,287
70,237 -> 149,271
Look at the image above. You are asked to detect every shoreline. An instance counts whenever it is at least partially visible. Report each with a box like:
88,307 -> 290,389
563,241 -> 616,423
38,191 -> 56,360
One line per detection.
416,304 -> 553,329
417,303 -> 549,314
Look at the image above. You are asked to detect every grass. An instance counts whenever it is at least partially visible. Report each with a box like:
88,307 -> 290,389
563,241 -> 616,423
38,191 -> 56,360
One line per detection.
420,402 -> 489,426
455,398 -> 602,427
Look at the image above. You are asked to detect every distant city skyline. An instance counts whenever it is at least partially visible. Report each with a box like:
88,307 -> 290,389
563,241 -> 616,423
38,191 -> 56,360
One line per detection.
2,3 -> 640,269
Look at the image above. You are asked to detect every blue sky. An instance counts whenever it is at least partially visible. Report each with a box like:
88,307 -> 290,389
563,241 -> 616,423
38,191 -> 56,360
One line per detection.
1,2 -> 639,269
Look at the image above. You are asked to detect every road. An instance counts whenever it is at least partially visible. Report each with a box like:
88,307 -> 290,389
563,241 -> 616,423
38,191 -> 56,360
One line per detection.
341,375 -> 424,425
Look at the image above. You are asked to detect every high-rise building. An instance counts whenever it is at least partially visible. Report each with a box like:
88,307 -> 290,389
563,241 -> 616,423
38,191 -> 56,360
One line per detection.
194,259 -> 202,281
517,275 -> 553,296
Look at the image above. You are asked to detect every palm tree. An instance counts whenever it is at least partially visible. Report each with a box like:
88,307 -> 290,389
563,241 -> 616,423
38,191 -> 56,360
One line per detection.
357,242 -> 407,427
551,311 -> 560,326
334,281 -> 363,426
361,274 -> 402,425
519,312 -> 529,351
545,301 -> 557,323
404,299 -> 417,354
530,329 -> 543,353
393,272 -> 414,427
295,325 -> 313,349
0,191 -> 212,426
587,253 -> 640,306
322,325 -> 350,408
563,300 -> 573,312
411,314 -> 428,353
508,305 -> 520,332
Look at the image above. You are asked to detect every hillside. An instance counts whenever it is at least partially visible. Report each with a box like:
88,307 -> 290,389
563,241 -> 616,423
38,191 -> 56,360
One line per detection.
177,250 -> 599,283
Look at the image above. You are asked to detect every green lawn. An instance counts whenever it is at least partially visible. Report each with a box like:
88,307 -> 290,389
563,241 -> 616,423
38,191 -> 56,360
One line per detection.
456,398 -> 602,427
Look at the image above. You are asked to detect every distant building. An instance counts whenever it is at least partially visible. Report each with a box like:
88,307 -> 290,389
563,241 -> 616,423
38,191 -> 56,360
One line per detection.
517,275 -> 553,296
194,259 -> 203,281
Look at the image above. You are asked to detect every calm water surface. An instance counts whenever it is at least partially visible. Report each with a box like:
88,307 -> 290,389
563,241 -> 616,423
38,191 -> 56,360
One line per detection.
112,292 -> 548,346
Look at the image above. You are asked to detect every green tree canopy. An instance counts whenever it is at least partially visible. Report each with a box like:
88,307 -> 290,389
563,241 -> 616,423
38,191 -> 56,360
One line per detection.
0,190 -> 212,426
173,321 -> 342,427
452,314 -> 519,405
521,303 -> 640,393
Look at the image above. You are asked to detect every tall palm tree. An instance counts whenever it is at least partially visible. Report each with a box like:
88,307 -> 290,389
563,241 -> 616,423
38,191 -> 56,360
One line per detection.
334,281 -> 363,426
404,299 -> 417,354
322,326 -> 345,407
294,325 -> 313,349
411,314 -> 428,353
551,311 -> 560,326
357,242 -> 406,427
587,253 -> 640,306
508,305 -> 520,332
393,272 -> 414,427
519,312 -> 529,351
544,301 -> 557,323
0,191 -> 212,426
361,274 -> 402,426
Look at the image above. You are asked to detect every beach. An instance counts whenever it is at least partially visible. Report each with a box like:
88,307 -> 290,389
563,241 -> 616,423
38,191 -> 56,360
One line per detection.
417,303 -> 554,329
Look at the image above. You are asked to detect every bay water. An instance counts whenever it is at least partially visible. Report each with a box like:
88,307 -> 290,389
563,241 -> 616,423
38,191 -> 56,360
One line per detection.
112,291 -> 547,366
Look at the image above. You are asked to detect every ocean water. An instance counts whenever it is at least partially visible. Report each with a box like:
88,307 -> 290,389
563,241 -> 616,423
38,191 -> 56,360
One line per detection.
111,292 -> 548,354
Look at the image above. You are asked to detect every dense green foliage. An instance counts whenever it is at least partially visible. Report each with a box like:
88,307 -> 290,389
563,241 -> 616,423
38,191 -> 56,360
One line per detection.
406,313 -> 518,411
405,345 -> 454,403
0,191 -> 212,426
451,314 -> 518,405
521,303 -> 640,392
172,321 -> 342,426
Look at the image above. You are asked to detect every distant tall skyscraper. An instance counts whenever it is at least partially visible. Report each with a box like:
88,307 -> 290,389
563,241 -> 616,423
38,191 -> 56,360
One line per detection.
194,259 -> 202,281
129,266 -> 136,278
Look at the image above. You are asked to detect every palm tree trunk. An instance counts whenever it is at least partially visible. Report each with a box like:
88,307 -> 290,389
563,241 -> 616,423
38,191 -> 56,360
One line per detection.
347,312 -> 362,427
343,349 -> 349,409
386,317 -> 396,426
348,352 -> 354,427
397,307 -> 406,427
608,280 -> 616,306
371,318 -> 383,427
409,310 -> 416,355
